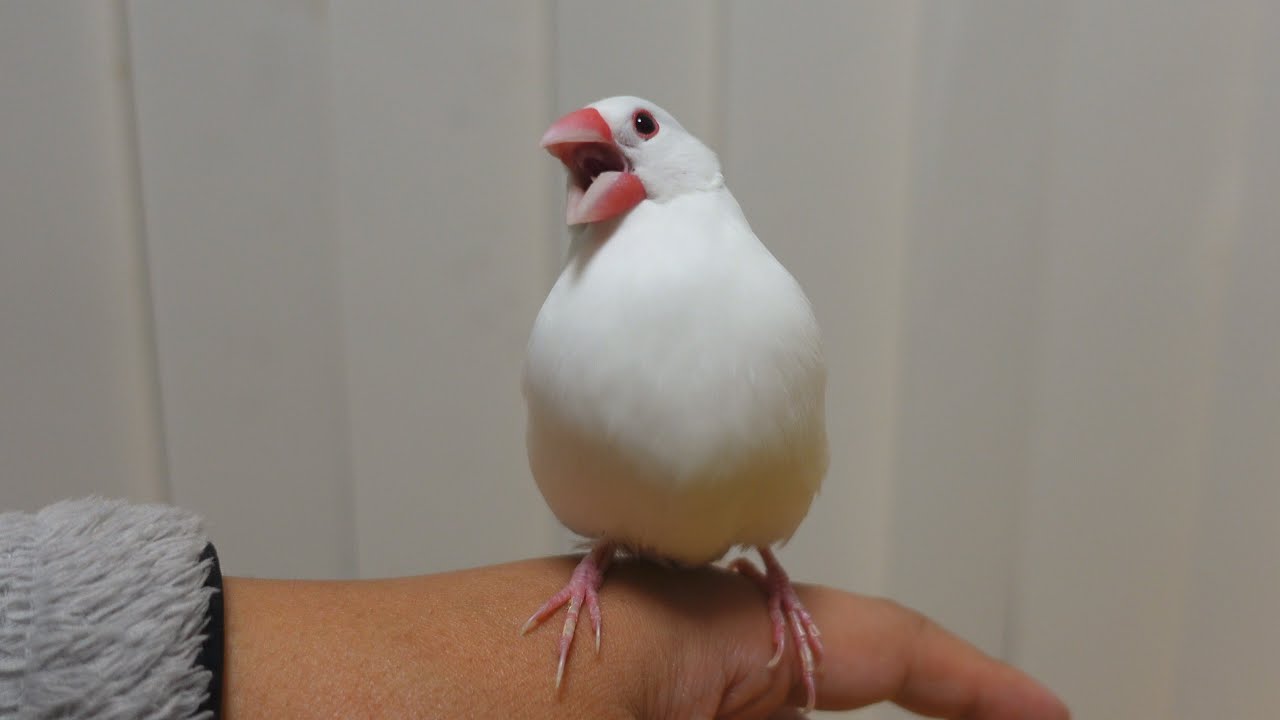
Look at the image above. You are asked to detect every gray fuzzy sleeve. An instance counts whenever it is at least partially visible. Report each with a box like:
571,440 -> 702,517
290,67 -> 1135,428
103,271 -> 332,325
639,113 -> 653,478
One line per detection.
0,497 -> 218,720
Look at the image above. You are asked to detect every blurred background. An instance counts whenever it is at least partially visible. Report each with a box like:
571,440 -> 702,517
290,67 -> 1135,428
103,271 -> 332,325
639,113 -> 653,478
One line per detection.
2,1 -> 1277,717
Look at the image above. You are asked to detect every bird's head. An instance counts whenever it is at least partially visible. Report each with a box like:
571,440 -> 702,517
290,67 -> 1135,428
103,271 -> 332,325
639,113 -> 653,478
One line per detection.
541,96 -> 723,226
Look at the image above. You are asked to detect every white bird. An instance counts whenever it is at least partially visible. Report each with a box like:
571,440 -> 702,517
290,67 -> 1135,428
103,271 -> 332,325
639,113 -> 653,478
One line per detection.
521,96 -> 829,709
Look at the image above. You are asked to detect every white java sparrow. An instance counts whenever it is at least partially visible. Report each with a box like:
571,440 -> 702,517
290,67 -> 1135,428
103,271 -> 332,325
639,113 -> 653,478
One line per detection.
521,96 -> 829,709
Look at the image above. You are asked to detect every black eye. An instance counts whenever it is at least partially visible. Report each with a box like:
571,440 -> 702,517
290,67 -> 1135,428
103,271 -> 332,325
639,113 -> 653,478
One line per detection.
633,110 -> 659,139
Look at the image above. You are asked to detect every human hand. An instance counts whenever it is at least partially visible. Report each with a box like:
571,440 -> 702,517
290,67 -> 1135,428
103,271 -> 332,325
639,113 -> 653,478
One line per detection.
223,556 -> 1067,719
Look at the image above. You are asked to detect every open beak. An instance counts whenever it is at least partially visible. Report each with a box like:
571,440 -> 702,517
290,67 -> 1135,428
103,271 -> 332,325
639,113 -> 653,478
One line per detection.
542,108 -> 646,226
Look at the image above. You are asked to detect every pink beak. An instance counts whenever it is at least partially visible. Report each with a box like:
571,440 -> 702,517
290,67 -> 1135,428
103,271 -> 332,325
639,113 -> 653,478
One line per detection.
540,107 -> 613,150
541,107 -> 646,226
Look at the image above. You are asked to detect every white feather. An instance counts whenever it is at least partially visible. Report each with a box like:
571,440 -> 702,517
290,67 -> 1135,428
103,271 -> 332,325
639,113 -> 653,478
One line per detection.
525,99 -> 828,565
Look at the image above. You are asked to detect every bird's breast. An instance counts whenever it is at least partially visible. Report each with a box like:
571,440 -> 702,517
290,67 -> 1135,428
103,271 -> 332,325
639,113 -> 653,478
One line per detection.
523,193 -> 828,560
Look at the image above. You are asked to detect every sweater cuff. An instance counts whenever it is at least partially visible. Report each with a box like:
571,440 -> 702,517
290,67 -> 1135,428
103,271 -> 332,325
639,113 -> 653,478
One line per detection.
0,497 -> 221,719
195,542 -> 225,718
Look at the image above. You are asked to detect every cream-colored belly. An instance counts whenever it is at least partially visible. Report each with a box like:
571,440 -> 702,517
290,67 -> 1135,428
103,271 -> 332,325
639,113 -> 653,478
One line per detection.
526,398 -> 826,565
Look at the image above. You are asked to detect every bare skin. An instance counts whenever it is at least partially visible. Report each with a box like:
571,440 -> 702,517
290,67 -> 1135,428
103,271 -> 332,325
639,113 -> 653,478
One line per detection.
223,556 -> 1069,720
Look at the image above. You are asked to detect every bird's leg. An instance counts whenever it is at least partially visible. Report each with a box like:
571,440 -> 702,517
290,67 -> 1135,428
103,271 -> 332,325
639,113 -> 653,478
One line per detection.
732,547 -> 825,713
520,540 -> 616,692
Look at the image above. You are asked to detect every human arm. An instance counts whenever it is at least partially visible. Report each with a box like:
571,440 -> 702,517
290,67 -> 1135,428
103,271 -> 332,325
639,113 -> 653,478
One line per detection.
223,557 -> 1068,719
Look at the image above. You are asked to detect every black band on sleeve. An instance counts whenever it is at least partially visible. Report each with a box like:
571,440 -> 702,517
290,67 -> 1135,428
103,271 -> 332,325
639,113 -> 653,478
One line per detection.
195,542 -> 225,718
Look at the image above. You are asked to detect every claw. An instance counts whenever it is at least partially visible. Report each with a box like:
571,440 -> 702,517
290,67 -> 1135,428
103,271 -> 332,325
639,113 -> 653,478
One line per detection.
522,542 -> 615,693
587,590 -> 603,653
520,610 -> 548,636
555,648 -> 568,691
736,547 -> 826,713
766,641 -> 785,669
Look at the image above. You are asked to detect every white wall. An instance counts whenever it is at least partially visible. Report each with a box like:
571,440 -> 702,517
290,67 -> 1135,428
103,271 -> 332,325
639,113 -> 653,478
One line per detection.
3,2 -> 1277,717
0,2 -> 166,510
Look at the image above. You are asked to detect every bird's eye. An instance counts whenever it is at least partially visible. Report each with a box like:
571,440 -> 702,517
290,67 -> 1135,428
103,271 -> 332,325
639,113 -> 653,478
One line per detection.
633,110 -> 659,140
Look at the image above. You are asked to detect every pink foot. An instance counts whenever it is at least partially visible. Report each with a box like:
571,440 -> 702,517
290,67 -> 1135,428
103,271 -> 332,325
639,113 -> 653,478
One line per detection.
520,542 -> 615,691
733,547 -> 825,713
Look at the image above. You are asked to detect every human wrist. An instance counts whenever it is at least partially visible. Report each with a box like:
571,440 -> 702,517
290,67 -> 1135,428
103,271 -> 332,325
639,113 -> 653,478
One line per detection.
220,560 -> 668,719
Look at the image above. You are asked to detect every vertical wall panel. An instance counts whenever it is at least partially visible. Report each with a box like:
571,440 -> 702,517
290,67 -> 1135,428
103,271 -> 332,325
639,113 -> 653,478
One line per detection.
721,2 -> 920,610
0,3 -> 166,509
884,1 -> 1066,659
329,2 -> 559,577
1174,4 -> 1280,716
128,1 -> 355,578
1013,2 -> 1250,715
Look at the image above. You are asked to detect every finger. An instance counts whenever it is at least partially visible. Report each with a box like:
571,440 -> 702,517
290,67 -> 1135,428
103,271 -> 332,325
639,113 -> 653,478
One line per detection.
795,587 -> 1070,719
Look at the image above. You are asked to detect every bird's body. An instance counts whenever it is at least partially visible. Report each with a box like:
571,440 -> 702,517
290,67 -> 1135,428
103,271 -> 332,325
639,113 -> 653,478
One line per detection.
525,187 -> 827,565
522,96 -> 828,709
